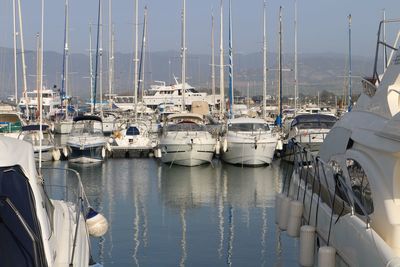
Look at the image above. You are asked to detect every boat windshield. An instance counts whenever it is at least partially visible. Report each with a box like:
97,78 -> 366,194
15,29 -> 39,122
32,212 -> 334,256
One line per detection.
71,120 -> 103,135
20,132 -> 53,147
291,115 -> 337,129
167,122 -> 206,132
228,123 -> 270,132
126,126 -> 140,136
295,121 -> 336,129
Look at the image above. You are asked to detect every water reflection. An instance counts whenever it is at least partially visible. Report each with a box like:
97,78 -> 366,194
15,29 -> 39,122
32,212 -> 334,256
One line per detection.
160,162 -> 282,266
43,158 -> 298,266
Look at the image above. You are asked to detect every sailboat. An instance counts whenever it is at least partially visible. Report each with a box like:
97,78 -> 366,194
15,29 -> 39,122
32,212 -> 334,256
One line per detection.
221,0 -> 278,166
54,0 -> 74,134
65,1 -> 109,164
159,0 -> 216,167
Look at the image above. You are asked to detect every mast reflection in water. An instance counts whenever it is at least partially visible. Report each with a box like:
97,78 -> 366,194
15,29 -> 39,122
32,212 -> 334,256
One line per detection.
44,159 -> 299,266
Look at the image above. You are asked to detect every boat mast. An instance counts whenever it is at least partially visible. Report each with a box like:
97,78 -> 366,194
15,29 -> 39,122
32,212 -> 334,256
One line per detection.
219,0 -> 225,118
17,0 -> 29,118
348,14 -> 352,112
134,0 -> 139,120
277,6 -> 283,127
61,0 -> 69,115
228,0 -> 233,118
108,0 -> 114,109
36,33 -> 40,120
294,0 -> 298,116
383,9 -> 387,72
138,6 -> 148,101
181,0 -> 187,112
93,0 -> 101,112
89,23 -> 94,114
12,0 -> 18,105
262,0 -> 267,119
99,1 -> 104,118
39,0 -> 45,170
211,10 -> 216,113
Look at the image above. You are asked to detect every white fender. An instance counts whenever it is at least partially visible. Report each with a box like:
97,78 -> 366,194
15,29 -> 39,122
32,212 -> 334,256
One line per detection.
52,149 -> 61,161
63,146 -> 69,158
222,138 -> 228,152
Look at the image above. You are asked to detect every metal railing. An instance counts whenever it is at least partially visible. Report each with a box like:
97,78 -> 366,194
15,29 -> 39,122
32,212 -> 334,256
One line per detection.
284,139 -> 372,238
41,167 -> 90,265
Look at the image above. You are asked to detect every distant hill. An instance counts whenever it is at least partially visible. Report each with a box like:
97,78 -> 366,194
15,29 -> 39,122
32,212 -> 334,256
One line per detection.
0,47 -> 375,100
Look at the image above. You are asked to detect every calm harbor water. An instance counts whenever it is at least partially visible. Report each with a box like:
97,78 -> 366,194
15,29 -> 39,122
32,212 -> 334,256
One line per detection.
45,158 -> 299,266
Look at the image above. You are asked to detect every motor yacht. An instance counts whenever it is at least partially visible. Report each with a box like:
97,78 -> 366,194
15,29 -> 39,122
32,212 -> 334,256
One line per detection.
0,136 -> 103,266
284,28 -> 400,266
159,113 -> 216,166
221,117 -> 278,166
66,115 -> 108,164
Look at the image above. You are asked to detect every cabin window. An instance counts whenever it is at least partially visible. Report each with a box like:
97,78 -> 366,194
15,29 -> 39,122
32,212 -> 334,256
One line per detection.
346,159 -> 374,215
328,161 -> 351,207
228,123 -> 270,132
127,127 -> 140,136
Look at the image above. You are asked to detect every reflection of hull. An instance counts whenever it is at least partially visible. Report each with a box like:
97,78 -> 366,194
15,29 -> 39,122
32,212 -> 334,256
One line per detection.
33,145 -> 54,161
67,144 -> 104,163
160,143 -> 215,166
222,141 -> 276,166
112,146 -> 153,158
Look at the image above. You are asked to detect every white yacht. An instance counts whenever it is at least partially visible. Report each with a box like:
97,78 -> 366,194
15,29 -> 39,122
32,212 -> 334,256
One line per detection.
143,79 -> 221,109
66,115 -> 108,164
111,122 -> 156,158
0,136 -> 98,266
159,113 -> 216,167
0,104 -> 25,138
17,124 -> 60,161
285,38 -> 400,266
286,113 -> 337,154
221,117 -> 278,166
18,87 -> 61,120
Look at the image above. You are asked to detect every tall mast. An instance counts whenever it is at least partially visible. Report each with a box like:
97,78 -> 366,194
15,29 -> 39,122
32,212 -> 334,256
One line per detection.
138,6 -> 148,100
61,0 -> 69,112
382,9 -> 387,72
211,10 -> 216,113
89,23 -> 94,114
294,0 -> 298,115
278,6 -> 283,127
134,0 -> 139,120
219,0 -> 225,117
39,0 -> 44,170
36,33 -> 40,115
108,0 -> 114,109
181,0 -> 187,111
99,0 -> 104,117
228,0 -> 233,118
93,0 -> 102,112
12,0 -> 18,104
262,0 -> 267,119
17,0 -> 29,118
348,14 -> 352,112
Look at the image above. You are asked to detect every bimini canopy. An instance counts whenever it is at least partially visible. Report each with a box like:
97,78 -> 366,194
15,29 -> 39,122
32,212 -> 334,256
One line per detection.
291,114 -> 337,128
73,115 -> 103,123
0,136 -> 47,266
0,136 -> 37,180
21,124 -> 49,132
167,113 -> 204,123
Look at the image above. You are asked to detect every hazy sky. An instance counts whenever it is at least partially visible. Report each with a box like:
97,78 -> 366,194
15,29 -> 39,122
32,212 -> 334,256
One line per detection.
1,0 -> 400,57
